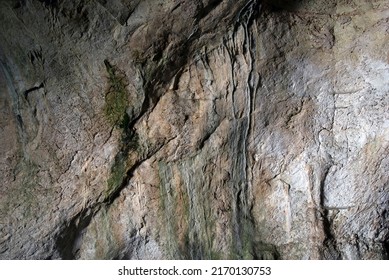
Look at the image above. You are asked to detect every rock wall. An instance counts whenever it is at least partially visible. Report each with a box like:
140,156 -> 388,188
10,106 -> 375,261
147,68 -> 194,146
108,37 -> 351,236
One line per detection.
0,0 -> 388,259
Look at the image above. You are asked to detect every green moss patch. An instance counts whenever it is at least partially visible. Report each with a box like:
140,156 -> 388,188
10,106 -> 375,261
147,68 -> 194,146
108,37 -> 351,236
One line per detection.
105,152 -> 126,200
102,60 -> 142,201
103,60 -> 129,127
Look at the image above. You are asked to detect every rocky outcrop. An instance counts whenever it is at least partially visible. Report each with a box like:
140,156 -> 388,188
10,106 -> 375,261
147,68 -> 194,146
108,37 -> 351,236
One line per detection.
0,0 -> 388,259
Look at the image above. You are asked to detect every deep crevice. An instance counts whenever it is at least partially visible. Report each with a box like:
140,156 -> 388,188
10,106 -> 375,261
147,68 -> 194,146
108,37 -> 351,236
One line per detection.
23,83 -> 44,101
55,207 -> 97,259
319,165 -> 341,259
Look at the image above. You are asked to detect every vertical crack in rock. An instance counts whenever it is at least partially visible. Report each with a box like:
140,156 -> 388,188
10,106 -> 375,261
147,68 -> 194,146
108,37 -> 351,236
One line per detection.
225,0 -> 264,259
319,165 -> 341,259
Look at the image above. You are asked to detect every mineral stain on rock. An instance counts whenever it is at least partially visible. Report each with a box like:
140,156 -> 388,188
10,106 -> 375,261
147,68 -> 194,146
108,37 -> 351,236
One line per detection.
0,0 -> 388,259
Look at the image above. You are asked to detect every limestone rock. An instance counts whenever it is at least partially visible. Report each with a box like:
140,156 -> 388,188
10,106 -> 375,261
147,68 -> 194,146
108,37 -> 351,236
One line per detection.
0,0 -> 388,259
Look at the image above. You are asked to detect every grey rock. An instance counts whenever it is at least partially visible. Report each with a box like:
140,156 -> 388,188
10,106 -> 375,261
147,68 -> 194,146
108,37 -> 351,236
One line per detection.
0,0 -> 388,259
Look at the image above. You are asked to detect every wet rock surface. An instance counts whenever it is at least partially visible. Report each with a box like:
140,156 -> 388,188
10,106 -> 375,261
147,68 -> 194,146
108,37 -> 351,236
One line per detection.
0,0 -> 388,259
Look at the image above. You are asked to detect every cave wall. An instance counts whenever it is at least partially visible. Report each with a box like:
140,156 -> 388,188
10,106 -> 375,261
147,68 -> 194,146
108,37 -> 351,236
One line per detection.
0,0 -> 388,259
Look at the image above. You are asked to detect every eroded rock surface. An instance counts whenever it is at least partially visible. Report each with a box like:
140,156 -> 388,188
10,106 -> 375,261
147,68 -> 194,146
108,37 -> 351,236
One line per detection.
0,0 -> 388,259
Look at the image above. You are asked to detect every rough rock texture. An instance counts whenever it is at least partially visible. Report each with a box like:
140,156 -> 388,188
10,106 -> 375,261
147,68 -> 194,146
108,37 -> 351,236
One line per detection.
0,0 -> 388,259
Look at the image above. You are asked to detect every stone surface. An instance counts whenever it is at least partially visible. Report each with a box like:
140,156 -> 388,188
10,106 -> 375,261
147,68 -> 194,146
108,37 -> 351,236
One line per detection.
0,0 -> 388,259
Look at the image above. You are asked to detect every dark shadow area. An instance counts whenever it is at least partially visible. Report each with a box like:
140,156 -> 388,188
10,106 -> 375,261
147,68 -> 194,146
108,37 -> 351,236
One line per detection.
262,0 -> 305,11
384,240 -> 389,260
262,0 -> 337,14
37,0 -> 58,7
55,207 -> 97,259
